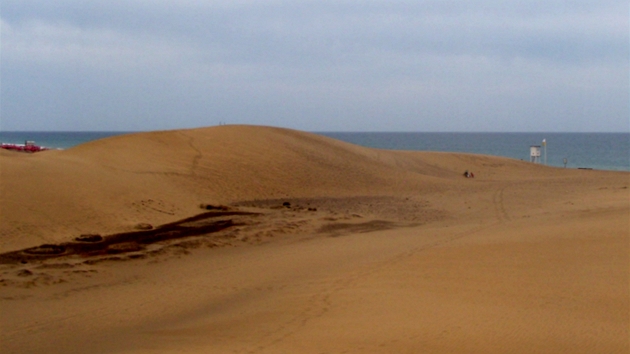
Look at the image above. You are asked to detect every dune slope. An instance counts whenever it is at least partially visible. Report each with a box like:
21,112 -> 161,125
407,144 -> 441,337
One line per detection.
0,126 -> 397,251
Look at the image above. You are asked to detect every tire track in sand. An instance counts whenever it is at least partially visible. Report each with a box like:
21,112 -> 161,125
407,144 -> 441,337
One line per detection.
179,132 -> 202,176
493,187 -> 511,222
241,223 -> 497,353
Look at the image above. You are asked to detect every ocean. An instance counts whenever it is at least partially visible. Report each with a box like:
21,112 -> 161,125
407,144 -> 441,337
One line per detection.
320,132 -> 630,172
1,131 -> 628,171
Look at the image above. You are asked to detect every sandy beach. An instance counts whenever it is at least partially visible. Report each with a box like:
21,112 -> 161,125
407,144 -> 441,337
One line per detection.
1,125 -> 628,353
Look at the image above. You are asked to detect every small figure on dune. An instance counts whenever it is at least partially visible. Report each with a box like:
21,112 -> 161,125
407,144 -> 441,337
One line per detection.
464,170 -> 469,178
463,170 -> 475,178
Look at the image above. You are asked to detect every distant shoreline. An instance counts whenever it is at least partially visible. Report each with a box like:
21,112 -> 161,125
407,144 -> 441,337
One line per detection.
1,130 -> 628,171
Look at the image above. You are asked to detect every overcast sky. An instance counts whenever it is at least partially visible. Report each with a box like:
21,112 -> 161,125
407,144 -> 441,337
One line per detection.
1,0 -> 628,132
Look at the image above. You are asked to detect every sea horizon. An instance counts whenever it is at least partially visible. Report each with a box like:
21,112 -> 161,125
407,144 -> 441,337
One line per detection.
1,130 -> 628,172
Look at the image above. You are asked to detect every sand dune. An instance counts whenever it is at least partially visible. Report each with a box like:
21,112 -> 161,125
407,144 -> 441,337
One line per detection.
1,126 -> 438,252
1,125 -> 628,353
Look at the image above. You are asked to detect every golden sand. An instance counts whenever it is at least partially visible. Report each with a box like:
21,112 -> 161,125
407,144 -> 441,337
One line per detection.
1,126 -> 628,353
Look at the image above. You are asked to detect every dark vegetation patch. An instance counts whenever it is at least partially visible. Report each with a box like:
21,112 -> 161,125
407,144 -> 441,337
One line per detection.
74,234 -> 103,243
233,196 -> 440,222
200,204 -> 231,211
319,220 -> 396,236
0,210 -> 257,265
23,244 -> 66,256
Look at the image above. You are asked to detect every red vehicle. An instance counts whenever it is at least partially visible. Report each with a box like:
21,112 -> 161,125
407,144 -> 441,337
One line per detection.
1,141 -> 50,153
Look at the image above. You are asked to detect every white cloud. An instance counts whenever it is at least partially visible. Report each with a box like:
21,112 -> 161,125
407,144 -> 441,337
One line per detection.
1,0 -> 627,131
1,19 -> 199,74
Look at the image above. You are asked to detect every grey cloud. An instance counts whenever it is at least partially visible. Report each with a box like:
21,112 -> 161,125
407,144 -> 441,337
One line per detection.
1,0 -> 627,131
4,0 -> 625,65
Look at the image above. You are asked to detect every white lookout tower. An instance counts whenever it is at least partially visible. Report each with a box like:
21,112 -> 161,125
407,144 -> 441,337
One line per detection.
530,145 -> 541,163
